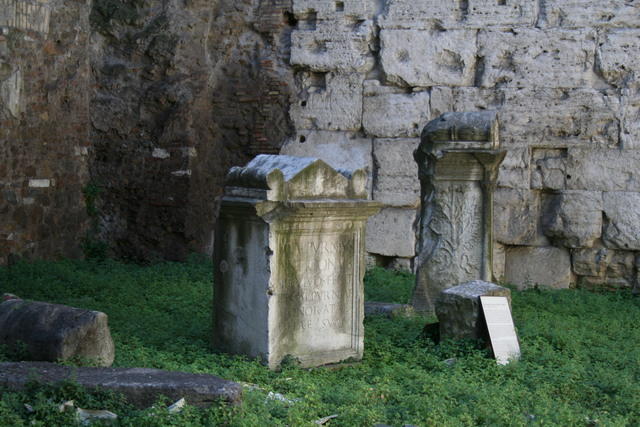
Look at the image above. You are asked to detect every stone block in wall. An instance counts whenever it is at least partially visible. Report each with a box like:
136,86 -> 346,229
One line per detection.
291,20 -> 375,72
596,30 -> 640,89
493,242 -> 506,283
543,191 -> 603,249
497,148 -> 530,189
280,131 -> 373,196
362,81 -> 431,138
431,87 -> 620,148
603,192 -> 640,250
372,138 -> 420,207
531,148 -> 568,190
505,246 -> 573,289
379,1 -> 460,30
463,0 -> 539,28
566,149 -> 640,191
291,72 -> 363,131
365,207 -> 416,257
621,90 -> 640,149
572,247 -> 611,277
579,276 -> 633,290
477,29 -> 596,89
293,0 -> 378,20
573,248 -> 636,290
494,188 -> 540,246
544,0 -> 640,29
379,0 -> 537,30
607,251 -> 637,280
380,28 -> 477,87
502,88 -> 620,148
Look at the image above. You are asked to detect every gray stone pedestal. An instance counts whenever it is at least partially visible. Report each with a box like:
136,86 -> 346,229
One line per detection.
436,280 -> 511,341
413,112 -> 506,313
213,155 -> 381,369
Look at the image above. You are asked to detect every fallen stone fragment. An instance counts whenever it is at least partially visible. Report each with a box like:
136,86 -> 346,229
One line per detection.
435,281 -> 511,341
0,362 -> 242,408
364,302 -> 414,318
76,408 -> 118,426
167,397 -> 186,413
0,299 -> 115,366
315,414 -> 339,425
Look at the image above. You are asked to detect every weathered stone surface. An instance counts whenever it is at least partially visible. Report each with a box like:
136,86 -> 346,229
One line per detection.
291,73 -> 363,131
497,148 -> 531,190
544,0 -> 640,29
364,302 -> 413,318
380,0 -> 537,29
291,20 -> 375,72
280,131 -> 373,195
566,150 -> 640,191
493,243 -> 506,283
531,148 -> 568,190
572,247 -> 612,277
607,251 -> 636,280
0,362 -> 242,408
431,87 -> 621,148
597,30 -> 640,88
478,29 -> 596,88
214,155 -> 380,369
603,192 -> 640,250
372,138 -> 420,207
543,191 -> 603,248
90,0 -> 296,262
0,299 -> 114,367
414,112 -> 506,313
292,0 -> 378,20
579,276 -> 633,290
362,81 -> 431,138
0,0 -> 91,264
621,90 -> 640,149
380,29 -> 477,87
366,207 -> 416,257
436,281 -> 512,341
505,246 -> 573,289
493,189 -> 540,246
575,248 -> 636,289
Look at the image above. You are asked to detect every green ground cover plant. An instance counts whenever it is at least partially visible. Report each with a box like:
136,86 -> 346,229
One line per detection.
1,258 -> 639,426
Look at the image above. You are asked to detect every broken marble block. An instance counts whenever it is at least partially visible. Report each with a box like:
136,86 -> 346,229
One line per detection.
0,299 -> 115,367
436,281 -> 511,341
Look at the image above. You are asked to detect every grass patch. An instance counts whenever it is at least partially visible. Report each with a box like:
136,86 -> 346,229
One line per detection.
1,259 -> 640,425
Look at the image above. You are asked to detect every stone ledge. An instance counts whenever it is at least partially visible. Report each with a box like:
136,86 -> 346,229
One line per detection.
0,362 -> 242,408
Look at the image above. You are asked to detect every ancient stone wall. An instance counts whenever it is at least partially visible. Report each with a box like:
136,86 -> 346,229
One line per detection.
89,0 -> 295,261
0,0 -> 92,263
3,0 -> 640,290
1,0 -> 296,264
281,0 -> 640,290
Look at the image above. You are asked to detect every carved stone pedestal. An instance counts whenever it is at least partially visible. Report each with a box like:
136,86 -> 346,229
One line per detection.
213,155 -> 381,369
413,112 -> 506,314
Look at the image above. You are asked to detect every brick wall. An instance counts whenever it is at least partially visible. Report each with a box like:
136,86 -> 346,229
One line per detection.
0,0 -> 91,264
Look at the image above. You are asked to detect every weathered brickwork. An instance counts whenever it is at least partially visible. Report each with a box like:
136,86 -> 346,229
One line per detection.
1,0 -> 295,264
282,0 -> 640,289
0,0 -> 91,264
89,0 -> 295,261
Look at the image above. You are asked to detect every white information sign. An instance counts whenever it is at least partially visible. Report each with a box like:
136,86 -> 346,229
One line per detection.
480,296 -> 520,365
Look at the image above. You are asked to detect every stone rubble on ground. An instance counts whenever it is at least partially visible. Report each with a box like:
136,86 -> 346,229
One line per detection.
0,298 -> 115,367
436,281 -> 512,342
